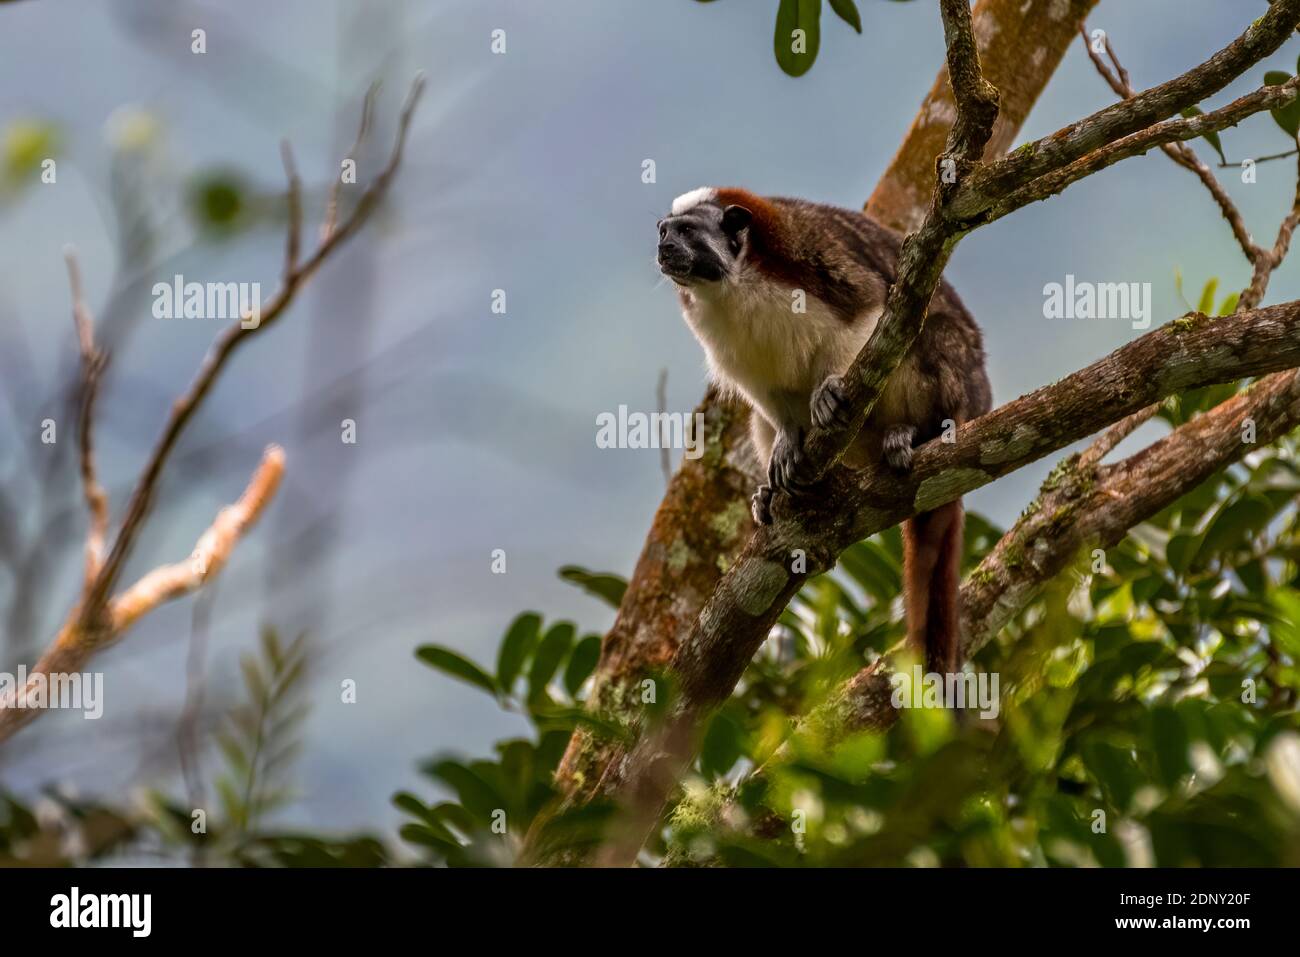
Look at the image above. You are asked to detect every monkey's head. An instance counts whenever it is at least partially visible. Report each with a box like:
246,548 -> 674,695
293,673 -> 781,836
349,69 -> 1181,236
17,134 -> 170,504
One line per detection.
657,188 -> 753,286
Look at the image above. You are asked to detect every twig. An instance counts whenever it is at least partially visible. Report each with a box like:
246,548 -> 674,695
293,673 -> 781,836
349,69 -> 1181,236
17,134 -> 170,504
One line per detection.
111,446 -> 284,633
1217,147 -> 1299,168
323,82 -> 380,242
280,140 -> 302,281
63,247 -> 110,587
1242,137 -> 1300,311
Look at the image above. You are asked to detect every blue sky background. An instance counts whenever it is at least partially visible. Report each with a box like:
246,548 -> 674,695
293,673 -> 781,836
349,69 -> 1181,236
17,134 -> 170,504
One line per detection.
1,0 -> 1298,838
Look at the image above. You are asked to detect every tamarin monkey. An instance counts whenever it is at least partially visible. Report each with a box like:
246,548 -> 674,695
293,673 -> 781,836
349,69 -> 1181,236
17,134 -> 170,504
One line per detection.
657,187 -> 992,675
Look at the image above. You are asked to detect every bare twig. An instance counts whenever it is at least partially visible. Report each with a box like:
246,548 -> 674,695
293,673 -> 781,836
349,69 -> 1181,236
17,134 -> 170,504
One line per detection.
110,446 -> 284,633
1078,402 -> 1162,468
1242,137 -> 1300,310
280,140 -> 302,281
63,247 -> 110,587
323,81 -> 380,242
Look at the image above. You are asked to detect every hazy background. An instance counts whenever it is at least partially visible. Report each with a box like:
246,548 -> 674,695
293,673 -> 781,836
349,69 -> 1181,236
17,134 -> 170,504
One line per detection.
1,0 -> 1297,836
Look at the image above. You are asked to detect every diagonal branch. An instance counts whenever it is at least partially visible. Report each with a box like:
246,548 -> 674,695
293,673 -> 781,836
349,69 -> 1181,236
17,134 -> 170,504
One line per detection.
824,368 -> 1300,738
0,447 -> 286,744
946,0 -> 1300,222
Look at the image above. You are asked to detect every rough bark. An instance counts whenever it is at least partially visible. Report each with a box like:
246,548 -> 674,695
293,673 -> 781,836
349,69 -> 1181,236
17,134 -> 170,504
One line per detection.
551,390 -> 761,802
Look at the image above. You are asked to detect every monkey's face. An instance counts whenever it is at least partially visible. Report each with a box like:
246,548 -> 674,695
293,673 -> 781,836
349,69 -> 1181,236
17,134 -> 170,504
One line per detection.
657,203 -> 752,286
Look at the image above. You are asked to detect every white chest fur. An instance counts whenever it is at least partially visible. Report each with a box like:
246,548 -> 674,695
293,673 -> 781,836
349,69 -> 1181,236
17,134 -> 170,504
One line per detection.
679,277 -> 880,427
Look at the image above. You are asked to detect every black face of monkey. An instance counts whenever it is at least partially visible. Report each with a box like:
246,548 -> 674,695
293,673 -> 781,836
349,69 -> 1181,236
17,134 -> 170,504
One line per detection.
657,203 -> 752,284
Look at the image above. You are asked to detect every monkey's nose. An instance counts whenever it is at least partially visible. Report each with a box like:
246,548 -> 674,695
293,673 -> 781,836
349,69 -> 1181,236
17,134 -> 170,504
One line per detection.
658,241 -> 679,256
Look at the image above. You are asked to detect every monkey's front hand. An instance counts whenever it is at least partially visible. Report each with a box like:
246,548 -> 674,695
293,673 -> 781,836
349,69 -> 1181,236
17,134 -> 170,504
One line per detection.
768,427 -> 816,494
882,423 -> 917,471
810,374 -> 856,430
751,484 -> 774,525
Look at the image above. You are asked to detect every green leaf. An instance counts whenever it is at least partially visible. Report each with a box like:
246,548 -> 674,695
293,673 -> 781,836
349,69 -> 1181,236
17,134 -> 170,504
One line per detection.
495,613 -> 542,693
563,634 -> 602,697
1264,71 -> 1300,138
1267,589 -> 1300,659
774,0 -> 821,77
1150,706 -> 1191,790
1166,531 -> 1201,576
1179,107 -> 1226,165
528,622 -> 576,701
828,0 -> 861,33
1196,278 -> 1219,316
557,565 -> 627,608
1194,493 -> 1276,565
700,708 -> 745,778
416,645 -> 498,697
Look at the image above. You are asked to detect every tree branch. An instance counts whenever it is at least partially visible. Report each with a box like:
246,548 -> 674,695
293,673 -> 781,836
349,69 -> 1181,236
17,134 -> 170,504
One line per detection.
825,368 -> 1300,737
0,447 -> 285,744
0,77 -> 425,746
946,0 -> 1300,222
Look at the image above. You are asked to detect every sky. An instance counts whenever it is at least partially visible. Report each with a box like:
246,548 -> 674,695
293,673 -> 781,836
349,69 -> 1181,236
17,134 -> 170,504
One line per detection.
0,0 -> 1298,838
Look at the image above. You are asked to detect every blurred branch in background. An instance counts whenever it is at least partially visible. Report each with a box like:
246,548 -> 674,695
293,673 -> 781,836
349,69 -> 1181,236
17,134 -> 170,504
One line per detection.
0,75 -> 426,746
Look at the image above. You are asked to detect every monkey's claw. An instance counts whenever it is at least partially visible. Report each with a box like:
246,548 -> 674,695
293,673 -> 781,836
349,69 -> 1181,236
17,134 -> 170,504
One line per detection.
883,424 -> 917,471
811,375 -> 855,430
768,429 -> 815,493
751,484 -> 774,525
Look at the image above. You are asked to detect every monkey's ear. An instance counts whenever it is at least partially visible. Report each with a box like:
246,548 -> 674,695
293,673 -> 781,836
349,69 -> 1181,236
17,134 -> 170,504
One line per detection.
721,204 -> 753,235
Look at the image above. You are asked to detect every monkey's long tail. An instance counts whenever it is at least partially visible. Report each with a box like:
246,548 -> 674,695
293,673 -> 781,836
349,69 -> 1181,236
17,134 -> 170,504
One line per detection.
902,499 -> 964,675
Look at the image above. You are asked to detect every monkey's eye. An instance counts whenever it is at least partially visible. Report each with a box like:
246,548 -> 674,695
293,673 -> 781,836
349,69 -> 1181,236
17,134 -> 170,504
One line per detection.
658,223 -> 667,239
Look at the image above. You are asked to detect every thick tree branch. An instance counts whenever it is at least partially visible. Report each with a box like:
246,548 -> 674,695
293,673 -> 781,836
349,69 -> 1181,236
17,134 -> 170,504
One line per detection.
985,75 -> 1300,227
946,0 -> 1300,222
825,368 -> 1300,737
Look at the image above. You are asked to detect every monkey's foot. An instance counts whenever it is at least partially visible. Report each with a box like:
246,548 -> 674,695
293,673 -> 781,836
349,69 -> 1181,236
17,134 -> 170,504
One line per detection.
810,374 -> 855,430
882,424 -> 917,471
751,484 -> 774,526
768,428 -> 816,493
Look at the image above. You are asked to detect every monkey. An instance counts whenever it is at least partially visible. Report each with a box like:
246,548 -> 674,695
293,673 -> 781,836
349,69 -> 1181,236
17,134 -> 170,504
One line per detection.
656,187 -> 991,676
